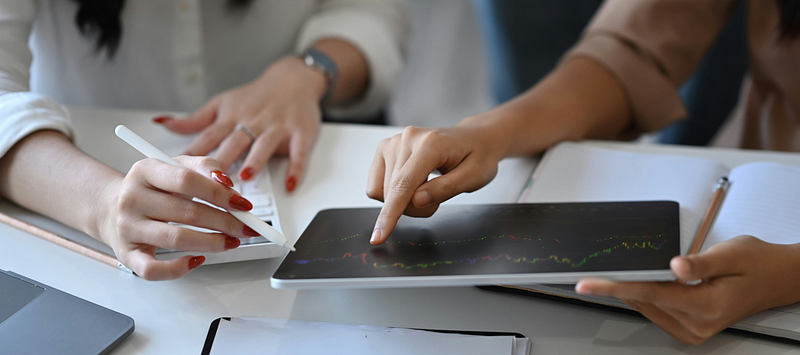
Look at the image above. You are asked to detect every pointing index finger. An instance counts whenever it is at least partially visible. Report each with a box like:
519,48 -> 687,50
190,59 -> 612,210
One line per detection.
370,151 -> 437,244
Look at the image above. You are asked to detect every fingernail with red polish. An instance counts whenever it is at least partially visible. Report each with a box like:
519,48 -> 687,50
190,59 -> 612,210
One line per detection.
224,236 -> 241,250
240,166 -> 255,181
152,116 -> 171,124
229,194 -> 253,211
286,175 -> 297,193
188,256 -> 205,270
211,170 -> 234,188
243,225 -> 261,237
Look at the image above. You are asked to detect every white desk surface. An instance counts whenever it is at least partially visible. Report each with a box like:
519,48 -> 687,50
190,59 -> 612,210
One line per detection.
2,107 -> 800,354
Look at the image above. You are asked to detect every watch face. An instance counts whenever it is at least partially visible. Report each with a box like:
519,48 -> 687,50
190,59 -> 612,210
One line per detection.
304,55 -> 316,67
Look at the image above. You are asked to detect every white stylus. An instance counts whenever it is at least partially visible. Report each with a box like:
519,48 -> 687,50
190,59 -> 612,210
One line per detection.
115,125 -> 295,252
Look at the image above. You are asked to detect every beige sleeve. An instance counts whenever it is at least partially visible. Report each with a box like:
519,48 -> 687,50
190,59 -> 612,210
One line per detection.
562,0 -> 739,131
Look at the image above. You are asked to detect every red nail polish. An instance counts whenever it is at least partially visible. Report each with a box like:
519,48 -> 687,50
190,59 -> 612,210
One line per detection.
243,225 -> 261,237
224,236 -> 241,250
188,256 -> 205,270
286,175 -> 297,193
229,194 -> 253,211
240,166 -> 255,181
153,116 -> 171,124
211,170 -> 234,188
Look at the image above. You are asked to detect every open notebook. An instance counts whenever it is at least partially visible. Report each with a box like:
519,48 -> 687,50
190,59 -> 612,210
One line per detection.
504,142 -> 800,341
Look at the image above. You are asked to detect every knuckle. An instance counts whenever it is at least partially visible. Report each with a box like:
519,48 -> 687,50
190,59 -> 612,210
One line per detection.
165,227 -> 188,249
181,203 -> 203,225
174,168 -> 195,190
223,216 -> 240,235
389,174 -> 414,193
402,125 -> 421,137
211,185 -> 229,206
129,160 -> 147,174
418,131 -> 443,148
377,209 -> 394,222
196,156 -> 217,168
115,185 -> 138,213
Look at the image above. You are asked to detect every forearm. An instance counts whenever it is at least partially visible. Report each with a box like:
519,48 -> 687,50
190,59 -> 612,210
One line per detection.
460,57 -> 632,158
311,38 -> 369,105
0,131 -> 121,243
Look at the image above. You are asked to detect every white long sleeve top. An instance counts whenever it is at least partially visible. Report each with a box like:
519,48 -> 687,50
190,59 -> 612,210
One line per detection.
0,0 -> 409,158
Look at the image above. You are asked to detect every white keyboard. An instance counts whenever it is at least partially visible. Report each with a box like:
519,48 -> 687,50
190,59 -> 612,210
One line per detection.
228,167 -> 282,245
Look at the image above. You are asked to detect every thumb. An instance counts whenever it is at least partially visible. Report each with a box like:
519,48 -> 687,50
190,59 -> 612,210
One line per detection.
671,241 -> 746,282
411,161 -> 497,209
156,96 -> 220,134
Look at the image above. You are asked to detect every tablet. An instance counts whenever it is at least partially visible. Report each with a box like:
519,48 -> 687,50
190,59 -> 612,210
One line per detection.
271,201 -> 680,289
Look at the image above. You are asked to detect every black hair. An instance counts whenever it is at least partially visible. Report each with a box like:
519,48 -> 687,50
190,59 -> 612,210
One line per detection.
71,0 -> 125,57
71,0 -> 253,58
776,0 -> 800,39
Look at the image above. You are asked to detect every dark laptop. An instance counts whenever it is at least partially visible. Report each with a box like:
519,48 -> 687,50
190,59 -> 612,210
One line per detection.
0,269 -> 134,354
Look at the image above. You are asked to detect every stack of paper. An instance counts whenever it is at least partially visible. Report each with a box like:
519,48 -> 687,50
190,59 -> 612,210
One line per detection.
206,318 -> 530,355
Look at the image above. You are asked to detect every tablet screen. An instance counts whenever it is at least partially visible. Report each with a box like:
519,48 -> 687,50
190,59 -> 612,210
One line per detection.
273,201 -> 679,282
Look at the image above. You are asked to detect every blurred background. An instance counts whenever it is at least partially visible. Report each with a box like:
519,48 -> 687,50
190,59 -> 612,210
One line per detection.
388,0 -> 493,128
389,0 -> 748,146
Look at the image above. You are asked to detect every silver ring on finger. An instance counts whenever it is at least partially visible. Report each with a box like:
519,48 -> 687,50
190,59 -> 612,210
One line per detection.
234,124 -> 257,141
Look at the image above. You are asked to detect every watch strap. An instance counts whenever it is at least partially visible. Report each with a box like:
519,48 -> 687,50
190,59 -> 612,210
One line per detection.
301,48 -> 338,105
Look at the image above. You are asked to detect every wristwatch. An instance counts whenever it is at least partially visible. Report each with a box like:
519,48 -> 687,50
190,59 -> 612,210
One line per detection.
301,48 -> 338,105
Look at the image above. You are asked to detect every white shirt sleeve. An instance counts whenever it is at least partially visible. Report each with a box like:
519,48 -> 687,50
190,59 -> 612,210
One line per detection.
295,0 -> 411,120
0,1 -> 73,158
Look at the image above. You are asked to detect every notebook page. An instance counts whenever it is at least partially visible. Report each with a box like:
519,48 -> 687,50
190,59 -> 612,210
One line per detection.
704,162 -> 800,251
519,142 -> 729,254
210,318 -> 516,355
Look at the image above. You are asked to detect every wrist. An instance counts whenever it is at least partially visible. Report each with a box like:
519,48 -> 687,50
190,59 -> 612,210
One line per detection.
781,243 -> 800,305
300,48 -> 338,105
456,113 -> 516,162
267,57 -> 328,103
88,175 -> 123,246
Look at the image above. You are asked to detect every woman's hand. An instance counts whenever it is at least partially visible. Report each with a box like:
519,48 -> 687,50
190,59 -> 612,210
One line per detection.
366,120 -> 511,244
154,56 -> 327,192
98,156 -> 261,281
575,235 -> 800,344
